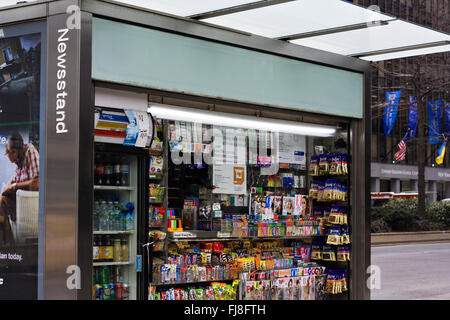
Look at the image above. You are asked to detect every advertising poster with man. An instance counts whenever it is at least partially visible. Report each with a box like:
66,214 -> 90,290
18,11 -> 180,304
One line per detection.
0,32 -> 41,299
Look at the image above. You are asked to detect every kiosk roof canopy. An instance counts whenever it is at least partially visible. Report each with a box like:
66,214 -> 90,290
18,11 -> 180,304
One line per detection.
109,0 -> 450,61
1,0 -> 449,61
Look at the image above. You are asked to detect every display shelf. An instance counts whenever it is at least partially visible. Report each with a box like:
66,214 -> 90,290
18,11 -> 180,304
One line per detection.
93,260 -> 133,267
168,230 -> 326,242
94,185 -> 135,191
151,278 -> 236,287
93,230 -> 134,235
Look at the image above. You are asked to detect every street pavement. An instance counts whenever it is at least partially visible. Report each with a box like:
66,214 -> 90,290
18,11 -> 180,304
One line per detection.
371,243 -> 450,300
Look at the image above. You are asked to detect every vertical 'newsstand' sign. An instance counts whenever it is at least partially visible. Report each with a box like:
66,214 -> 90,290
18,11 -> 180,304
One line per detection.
44,13 -> 81,299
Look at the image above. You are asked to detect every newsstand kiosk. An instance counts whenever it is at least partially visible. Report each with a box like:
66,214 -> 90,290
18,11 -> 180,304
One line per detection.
0,0 -> 370,300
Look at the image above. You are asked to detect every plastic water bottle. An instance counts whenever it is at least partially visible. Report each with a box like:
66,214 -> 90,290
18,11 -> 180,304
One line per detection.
113,201 -> 121,231
93,201 -> 100,231
107,201 -> 115,231
99,201 -> 109,231
125,209 -> 134,231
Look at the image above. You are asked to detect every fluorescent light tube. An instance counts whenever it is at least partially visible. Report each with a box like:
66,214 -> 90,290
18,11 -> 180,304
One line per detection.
148,104 -> 338,137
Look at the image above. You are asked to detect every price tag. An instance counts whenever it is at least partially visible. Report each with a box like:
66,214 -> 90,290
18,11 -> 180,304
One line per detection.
217,231 -> 231,238
172,231 -> 196,238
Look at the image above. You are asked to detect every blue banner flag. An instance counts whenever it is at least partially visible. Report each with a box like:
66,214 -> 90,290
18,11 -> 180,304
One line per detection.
383,90 -> 401,136
445,102 -> 450,139
406,96 -> 418,140
428,100 -> 442,145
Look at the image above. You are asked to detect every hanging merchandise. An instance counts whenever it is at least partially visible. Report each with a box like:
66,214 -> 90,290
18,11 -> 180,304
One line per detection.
383,90 -> 401,136
145,116 -> 351,301
428,100 -> 442,145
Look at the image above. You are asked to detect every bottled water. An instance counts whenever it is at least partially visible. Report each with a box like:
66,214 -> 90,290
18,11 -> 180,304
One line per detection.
99,201 -> 109,231
113,201 -> 121,231
107,201 -> 114,231
93,201 -> 100,231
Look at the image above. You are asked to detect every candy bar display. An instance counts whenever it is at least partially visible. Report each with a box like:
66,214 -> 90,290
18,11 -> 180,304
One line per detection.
148,280 -> 240,300
147,117 -> 351,300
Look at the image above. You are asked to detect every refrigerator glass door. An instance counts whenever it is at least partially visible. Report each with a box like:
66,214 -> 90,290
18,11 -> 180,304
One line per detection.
93,152 -> 139,300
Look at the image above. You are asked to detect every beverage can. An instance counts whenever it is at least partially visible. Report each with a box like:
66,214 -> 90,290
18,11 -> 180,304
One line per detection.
102,284 -> 111,300
109,283 -> 116,300
93,284 -> 102,300
122,283 -> 129,300
115,284 -> 123,300
101,266 -> 110,284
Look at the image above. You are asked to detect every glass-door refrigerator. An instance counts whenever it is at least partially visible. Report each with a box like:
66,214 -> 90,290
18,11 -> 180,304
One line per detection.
92,142 -> 149,300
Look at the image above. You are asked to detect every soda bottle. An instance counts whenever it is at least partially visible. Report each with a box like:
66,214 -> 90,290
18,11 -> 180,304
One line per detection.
114,266 -> 122,283
104,236 -> 114,262
105,164 -> 113,186
109,283 -> 116,300
96,163 -> 105,185
120,164 -> 129,186
122,283 -> 129,300
113,239 -> 121,262
120,239 -> 129,262
93,236 -> 100,262
98,236 -> 105,262
113,164 -> 121,186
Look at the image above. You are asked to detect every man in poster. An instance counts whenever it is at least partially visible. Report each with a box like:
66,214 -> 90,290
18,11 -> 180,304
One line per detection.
0,132 -> 39,245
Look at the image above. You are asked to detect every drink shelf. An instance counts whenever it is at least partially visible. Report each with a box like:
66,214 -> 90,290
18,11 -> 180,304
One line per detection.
93,261 -> 133,267
94,230 -> 134,235
94,185 -> 135,191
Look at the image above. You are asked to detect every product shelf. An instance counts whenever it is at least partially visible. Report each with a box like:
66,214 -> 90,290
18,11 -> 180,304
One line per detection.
93,230 -> 134,235
94,185 -> 135,191
150,278 -> 236,287
168,230 -> 326,242
93,260 -> 134,267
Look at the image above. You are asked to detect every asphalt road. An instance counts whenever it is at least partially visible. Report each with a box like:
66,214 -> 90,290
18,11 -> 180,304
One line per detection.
371,243 -> 450,300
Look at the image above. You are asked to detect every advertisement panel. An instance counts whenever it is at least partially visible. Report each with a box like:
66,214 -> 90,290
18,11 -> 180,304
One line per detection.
0,27 -> 43,299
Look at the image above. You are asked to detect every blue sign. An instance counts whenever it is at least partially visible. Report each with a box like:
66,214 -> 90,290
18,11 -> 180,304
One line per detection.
428,100 -> 442,145
383,90 -> 401,136
406,96 -> 418,140
123,110 -> 139,146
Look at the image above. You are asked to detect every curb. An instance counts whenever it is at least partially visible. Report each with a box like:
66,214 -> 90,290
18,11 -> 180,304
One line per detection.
371,230 -> 450,246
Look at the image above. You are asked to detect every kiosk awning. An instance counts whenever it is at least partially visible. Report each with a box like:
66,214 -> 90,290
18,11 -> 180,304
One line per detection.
107,0 -> 450,61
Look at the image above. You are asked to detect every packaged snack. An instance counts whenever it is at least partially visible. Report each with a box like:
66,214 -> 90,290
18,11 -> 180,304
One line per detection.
342,154 -> 349,175
327,226 -> 342,245
309,156 -> 319,176
318,154 -> 330,175
329,154 -> 342,175
322,245 -> 336,261
310,242 -> 322,260
316,181 -> 325,201
309,181 -> 319,199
